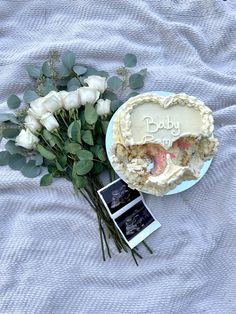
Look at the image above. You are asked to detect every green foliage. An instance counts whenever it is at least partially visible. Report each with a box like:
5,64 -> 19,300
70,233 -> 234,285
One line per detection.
23,90 -> 39,103
74,175 -> 88,188
42,61 -> 52,77
101,121 -> 109,134
67,77 -> 81,91
42,78 -> 56,96
123,53 -> 137,68
2,128 -> 20,139
129,73 -> 144,89
111,99 -> 123,111
7,95 -> 21,109
73,65 -> 87,76
75,159 -> 93,175
35,153 -> 44,166
26,65 -> 41,78
107,76 -> 123,90
64,142 -> 81,154
40,173 -> 53,186
68,121 -> 82,143
84,104 -> 98,125
8,154 -> 26,170
21,160 -> 41,178
62,51 -> 76,71
77,149 -> 93,160
0,113 -> 19,124
127,91 -> 139,99
37,144 -> 56,160
82,130 -> 94,145
102,90 -> 117,101
5,140 -> 25,155
0,151 -> 10,166
58,64 -> 70,77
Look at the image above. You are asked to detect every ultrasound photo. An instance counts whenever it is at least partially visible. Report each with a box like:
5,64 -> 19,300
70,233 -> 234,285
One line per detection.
98,179 -> 140,214
115,200 -> 154,241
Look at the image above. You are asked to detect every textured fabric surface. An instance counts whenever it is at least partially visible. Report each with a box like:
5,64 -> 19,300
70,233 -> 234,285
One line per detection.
0,1 -> 236,313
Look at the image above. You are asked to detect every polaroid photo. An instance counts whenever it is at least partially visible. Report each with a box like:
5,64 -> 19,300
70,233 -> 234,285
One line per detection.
98,179 -> 161,249
98,178 -> 141,217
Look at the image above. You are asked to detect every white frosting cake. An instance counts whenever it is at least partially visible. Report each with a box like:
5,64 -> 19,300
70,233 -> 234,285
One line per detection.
111,92 -> 218,196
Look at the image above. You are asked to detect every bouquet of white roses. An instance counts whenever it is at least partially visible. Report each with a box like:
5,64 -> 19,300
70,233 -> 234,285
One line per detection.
0,50 -> 151,264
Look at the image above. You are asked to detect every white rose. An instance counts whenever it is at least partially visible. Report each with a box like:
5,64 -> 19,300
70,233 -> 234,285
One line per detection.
42,91 -> 63,113
24,114 -> 42,132
15,129 -> 39,150
29,91 -> 63,118
78,87 -> 100,106
96,99 -> 111,116
29,97 -> 48,118
62,90 -> 81,110
40,113 -> 59,131
84,75 -> 107,93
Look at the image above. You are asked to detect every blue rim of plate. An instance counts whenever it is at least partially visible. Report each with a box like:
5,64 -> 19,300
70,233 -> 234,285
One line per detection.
105,91 -> 213,196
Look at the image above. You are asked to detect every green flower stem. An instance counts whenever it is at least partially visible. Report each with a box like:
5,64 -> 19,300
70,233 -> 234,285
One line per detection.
142,240 -> 153,254
58,111 -> 69,128
98,215 -> 106,261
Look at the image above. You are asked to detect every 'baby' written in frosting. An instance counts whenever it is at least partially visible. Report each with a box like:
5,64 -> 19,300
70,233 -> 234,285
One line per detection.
143,115 -> 181,136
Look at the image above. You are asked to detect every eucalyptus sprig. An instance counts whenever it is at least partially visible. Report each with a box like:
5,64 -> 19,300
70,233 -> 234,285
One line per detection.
0,50 -> 151,264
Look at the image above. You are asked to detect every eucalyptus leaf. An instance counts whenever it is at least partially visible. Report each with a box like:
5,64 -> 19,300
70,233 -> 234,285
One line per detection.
62,51 -> 76,70
67,77 -> 81,90
5,140 -> 25,155
77,150 -> 93,160
123,53 -> 137,67
82,130 -> 94,145
0,113 -> 18,124
96,70 -> 109,78
57,154 -> 67,169
21,160 -> 41,178
58,78 -> 70,87
58,64 -> 70,77
42,79 -> 56,96
48,165 -> 57,175
0,151 -> 10,166
68,120 -> 81,143
2,128 -> 20,139
84,67 -> 97,77
37,144 -> 56,160
42,61 -> 52,77
102,90 -> 117,101
26,65 -> 41,78
75,159 -> 93,176
129,73 -> 144,89
23,90 -> 39,103
35,154 -> 44,166
138,68 -> 148,77
8,154 -> 26,170
127,91 -> 139,99
107,76 -> 123,90
74,175 -> 88,189
64,142 -> 81,154
84,104 -> 98,125
73,65 -> 87,76
7,95 -> 21,109
97,147 -> 106,161
111,99 -> 123,111
40,173 -> 53,186
56,160 -> 64,171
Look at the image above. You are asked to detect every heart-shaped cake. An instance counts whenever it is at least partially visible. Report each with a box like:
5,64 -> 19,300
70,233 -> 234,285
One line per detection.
111,92 -> 218,196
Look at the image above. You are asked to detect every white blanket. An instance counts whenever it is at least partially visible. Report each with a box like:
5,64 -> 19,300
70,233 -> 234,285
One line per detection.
0,1 -> 236,313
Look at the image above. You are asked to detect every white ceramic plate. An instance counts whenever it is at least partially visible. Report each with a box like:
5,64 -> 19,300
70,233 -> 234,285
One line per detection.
105,91 -> 213,196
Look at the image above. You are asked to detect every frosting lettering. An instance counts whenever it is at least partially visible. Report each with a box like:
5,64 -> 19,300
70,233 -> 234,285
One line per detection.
143,115 -> 180,136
